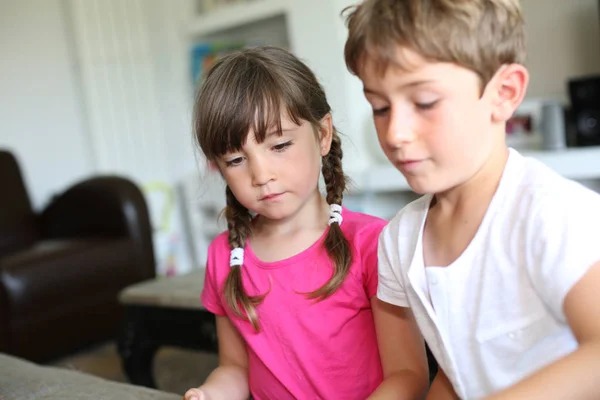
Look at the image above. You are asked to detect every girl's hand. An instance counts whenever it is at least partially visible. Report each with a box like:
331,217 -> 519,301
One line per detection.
183,387 -> 211,400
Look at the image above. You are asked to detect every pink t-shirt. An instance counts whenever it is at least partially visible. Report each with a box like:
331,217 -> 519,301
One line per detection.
201,208 -> 386,399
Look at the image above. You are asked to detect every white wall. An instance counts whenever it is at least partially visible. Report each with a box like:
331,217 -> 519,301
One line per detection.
143,0 -> 198,182
0,0 -> 93,209
67,0 -> 199,274
523,0 -> 600,100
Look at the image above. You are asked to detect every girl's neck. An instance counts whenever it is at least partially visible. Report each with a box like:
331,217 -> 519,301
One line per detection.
252,189 -> 330,239
248,190 -> 331,263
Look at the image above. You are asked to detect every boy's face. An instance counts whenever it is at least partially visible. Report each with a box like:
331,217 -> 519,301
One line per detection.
359,48 -> 503,194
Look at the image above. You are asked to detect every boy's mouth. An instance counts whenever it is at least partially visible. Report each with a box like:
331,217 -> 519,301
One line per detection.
399,159 -> 422,165
397,159 -> 424,171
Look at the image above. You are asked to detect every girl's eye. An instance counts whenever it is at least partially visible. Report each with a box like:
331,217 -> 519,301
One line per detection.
225,157 -> 244,167
272,141 -> 292,152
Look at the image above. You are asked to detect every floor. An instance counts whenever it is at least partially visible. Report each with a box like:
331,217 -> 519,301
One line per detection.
48,341 -> 219,396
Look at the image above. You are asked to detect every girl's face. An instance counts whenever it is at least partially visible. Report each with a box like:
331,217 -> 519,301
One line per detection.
214,112 -> 333,223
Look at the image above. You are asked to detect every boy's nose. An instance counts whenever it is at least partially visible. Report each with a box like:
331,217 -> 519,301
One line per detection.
384,108 -> 415,148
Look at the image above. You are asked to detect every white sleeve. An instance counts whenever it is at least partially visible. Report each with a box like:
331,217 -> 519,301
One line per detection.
377,221 -> 410,307
526,185 -> 600,321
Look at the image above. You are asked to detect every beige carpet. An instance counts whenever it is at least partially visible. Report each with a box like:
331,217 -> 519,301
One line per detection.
48,342 -> 219,396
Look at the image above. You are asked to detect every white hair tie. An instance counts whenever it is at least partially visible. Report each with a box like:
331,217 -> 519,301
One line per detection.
230,247 -> 244,267
328,204 -> 343,226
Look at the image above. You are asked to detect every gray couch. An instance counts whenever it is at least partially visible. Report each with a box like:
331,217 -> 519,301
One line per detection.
0,353 -> 180,400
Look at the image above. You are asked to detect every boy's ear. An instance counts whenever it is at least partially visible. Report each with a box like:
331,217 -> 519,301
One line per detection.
318,113 -> 334,157
489,64 -> 529,123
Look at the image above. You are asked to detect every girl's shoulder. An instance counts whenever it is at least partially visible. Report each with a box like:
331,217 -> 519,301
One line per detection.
340,208 -> 388,258
206,231 -> 233,268
340,207 -> 388,239
208,230 -> 230,252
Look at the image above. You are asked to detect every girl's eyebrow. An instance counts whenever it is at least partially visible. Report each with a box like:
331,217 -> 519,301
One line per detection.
265,127 -> 296,137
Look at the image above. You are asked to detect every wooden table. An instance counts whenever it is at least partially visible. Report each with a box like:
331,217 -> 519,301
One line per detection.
117,269 -> 218,388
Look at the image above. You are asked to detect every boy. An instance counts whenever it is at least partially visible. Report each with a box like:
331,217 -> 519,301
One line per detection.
344,0 -> 600,399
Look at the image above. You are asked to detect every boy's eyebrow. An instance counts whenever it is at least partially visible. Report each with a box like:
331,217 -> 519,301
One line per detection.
363,79 -> 436,95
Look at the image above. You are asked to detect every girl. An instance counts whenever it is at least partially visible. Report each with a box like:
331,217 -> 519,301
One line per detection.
183,46 -> 428,400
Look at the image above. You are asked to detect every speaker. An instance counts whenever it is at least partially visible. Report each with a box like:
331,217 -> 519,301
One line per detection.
568,75 -> 600,146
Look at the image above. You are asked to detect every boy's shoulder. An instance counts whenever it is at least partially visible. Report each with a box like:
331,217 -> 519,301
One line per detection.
514,151 -> 600,212
384,195 -> 431,235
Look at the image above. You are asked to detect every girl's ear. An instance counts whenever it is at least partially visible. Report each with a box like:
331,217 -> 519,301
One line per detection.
319,113 -> 334,157
207,160 -> 220,172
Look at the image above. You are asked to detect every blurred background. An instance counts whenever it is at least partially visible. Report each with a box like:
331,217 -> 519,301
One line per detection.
4,0 -> 600,397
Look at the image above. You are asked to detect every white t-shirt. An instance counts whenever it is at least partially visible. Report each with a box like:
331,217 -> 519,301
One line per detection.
378,148 -> 600,399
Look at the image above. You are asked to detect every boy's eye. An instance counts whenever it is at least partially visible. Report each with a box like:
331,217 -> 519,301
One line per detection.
225,157 -> 244,167
272,141 -> 292,152
372,106 -> 390,117
415,100 -> 439,111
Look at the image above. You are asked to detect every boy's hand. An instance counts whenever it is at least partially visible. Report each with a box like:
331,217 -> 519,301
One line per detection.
183,387 -> 211,400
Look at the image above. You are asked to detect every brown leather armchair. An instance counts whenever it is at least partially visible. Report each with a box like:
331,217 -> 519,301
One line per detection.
0,149 -> 156,362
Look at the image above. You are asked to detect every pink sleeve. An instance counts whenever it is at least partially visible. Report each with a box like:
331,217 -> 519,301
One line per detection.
200,241 -> 227,316
362,221 -> 387,299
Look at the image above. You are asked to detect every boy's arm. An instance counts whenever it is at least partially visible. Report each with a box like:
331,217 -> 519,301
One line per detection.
184,315 -> 249,400
486,261 -> 600,400
426,368 -> 460,400
367,299 -> 429,400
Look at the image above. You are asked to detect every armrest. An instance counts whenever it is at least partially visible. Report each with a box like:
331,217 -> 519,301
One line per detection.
39,176 -> 155,280
0,285 -> 9,353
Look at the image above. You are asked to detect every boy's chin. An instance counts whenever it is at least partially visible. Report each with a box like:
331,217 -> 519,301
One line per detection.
404,176 -> 452,196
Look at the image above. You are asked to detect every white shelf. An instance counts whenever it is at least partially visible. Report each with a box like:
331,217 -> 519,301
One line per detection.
358,164 -> 411,193
189,0 -> 288,37
520,146 -> 600,180
354,146 -> 600,193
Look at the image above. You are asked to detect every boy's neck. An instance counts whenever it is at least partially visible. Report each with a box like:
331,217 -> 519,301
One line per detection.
432,140 -> 509,216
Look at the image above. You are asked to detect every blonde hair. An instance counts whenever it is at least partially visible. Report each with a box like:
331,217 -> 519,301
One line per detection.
194,46 -> 352,331
344,0 -> 526,87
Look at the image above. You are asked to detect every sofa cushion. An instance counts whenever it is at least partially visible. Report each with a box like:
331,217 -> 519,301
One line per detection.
0,238 -> 145,360
0,151 -> 39,256
0,352 -> 180,400
1,238 -> 139,319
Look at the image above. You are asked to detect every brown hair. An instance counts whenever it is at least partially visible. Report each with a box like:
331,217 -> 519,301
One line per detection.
344,0 -> 526,88
193,46 -> 352,330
